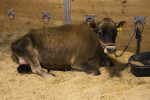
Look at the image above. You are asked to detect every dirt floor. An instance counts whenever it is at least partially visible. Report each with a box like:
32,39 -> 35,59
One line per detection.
0,30 -> 150,100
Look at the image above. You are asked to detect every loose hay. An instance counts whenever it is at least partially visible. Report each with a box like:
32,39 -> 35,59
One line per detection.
0,51 -> 150,100
0,31 -> 150,100
130,61 -> 144,66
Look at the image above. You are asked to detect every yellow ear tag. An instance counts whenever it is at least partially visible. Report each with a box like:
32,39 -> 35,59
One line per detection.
117,27 -> 122,35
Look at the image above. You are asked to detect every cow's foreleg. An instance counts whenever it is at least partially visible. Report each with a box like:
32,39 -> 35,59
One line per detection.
72,60 -> 100,75
101,54 -> 114,67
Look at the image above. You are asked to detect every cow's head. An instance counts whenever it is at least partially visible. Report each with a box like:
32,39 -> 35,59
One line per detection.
89,18 -> 126,53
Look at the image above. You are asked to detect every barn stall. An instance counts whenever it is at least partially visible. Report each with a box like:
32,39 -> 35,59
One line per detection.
0,0 -> 150,100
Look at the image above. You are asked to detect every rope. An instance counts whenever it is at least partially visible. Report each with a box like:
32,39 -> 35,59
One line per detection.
114,24 -> 144,57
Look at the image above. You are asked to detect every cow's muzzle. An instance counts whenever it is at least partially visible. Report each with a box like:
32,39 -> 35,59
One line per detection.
96,34 -> 116,53
104,44 -> 116,53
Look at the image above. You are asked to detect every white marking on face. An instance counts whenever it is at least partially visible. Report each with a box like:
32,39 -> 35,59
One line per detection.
104,46 -> 116,53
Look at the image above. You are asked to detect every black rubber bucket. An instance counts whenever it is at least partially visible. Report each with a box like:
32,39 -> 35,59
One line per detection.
128,52 -> 150,77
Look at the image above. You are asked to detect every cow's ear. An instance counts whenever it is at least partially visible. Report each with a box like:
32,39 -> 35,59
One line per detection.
117,21 -> 127,28
117,21 -> 127,35
89,22 -> 97,30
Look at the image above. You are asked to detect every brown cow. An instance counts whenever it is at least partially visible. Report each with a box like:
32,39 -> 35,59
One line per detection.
11,18 -> 126,77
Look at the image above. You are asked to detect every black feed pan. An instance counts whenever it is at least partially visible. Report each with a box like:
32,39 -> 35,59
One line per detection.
128,52 -> 150,77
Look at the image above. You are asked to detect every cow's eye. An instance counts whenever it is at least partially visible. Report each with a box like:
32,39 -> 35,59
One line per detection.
98,29 -> 103,35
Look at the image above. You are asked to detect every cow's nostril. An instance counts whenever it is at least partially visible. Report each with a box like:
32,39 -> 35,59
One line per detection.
107,48 -> 111,51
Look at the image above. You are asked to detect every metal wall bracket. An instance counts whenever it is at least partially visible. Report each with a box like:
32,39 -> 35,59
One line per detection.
42,12 -> 50,24
85,15 -> 95,22
8,9 -> 15,21
134,16 -> 146,24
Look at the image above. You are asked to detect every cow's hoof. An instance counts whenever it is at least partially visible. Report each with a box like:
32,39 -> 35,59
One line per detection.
47,69 -> 50,73
106,61 -> 114,67
110,61 -> 115,67
17,64 -> 32,74
51,73 -> 56,77
101,61 -> 114,67
81,70 -> 100,76
93,70 -> 101,76
44,73 -> 56,78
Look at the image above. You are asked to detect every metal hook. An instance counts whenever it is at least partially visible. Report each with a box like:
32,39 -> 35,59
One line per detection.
134,16 -> 146,24
85,15 -> 95,22
42,12 -> 50,24
8,9 -> 15,21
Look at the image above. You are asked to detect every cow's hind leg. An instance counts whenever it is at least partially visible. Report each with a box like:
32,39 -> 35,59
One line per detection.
72,61 -> 100,75
11,53 -> 20,64
11,37 -> 55,77
25,48 -> 55,77
11,53 -> 32,73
